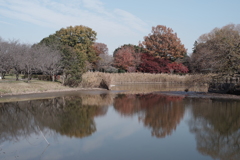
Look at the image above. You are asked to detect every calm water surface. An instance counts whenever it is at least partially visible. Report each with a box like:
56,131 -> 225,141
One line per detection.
0,84 -> 240,160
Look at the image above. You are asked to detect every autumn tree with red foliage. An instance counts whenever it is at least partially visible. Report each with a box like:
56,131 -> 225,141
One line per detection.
140,25 -> 187,60
114,47 -> 134,71
114,45 -> 142,72
137,53 -> 170,73
167,62 -> 189,74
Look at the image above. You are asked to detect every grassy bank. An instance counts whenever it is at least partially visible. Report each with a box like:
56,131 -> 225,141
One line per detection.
0,80 -> 82,96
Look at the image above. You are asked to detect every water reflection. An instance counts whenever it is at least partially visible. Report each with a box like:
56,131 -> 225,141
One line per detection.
1,91 -> 240,160
0,94 -> 111,143
114,94 -> 185,138
188,98 -> 240,160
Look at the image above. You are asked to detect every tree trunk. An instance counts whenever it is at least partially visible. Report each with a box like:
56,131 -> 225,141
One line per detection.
52,75 -> 55,82
62,72 -> 66,85
1,72 -> 6,79
16,72 -> 19,81
27,74 -> 31,83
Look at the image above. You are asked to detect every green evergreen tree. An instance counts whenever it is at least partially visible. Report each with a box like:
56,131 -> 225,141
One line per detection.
39,25 -> 98,86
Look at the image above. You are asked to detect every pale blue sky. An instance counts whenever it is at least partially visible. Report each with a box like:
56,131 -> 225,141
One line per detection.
0,0 -> 239,54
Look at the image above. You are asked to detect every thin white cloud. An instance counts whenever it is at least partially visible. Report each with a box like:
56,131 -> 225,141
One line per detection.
0,8 -> 54,28
82,0 -> 104,11
114,9 -> 148,33
0,0 -> 144,32
82,0 -> 112,17
0,20 -> 13,25
0,0 -> 149,53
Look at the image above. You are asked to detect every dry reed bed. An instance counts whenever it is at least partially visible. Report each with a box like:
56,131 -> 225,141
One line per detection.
112,73 -> 186,83
111,83 -> 209,94
81,72 -> 112,88
81,72 -> 214,86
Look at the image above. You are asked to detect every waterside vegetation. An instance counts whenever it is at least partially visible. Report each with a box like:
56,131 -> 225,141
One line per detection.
0,72 -> 212,96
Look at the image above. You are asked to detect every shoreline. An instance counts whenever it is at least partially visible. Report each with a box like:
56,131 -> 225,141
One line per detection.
0,80 -> 109,97
0,87 -> 114,103
156,91 -> 240,100
1,87 -> 240,103
1,87 -> 107,96
1,80 -> 240,102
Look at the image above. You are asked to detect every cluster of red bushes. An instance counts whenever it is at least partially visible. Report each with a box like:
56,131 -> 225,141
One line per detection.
114,49 -> 189,74
138,53 -> 188,74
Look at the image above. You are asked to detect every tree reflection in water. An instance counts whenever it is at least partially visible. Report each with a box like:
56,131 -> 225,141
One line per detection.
189,98 -> 240,160
3,92 -> 240,159
0,94 -> 110,144
113,94 -> 185,138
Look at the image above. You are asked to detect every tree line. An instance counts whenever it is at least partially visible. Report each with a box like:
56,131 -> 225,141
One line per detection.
0,23 -> 239,86
113,25 -> 189,73
113,24 -> 240,75
0,26 -> 110,86
0,39 -> 62,82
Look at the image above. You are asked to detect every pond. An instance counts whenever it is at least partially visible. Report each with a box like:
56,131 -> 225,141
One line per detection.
0,84 -> 240,160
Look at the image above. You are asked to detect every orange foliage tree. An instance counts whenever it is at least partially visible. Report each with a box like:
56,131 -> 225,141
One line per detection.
140,25 -> 187,60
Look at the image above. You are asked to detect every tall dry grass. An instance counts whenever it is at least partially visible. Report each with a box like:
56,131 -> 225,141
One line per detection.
112,73 -> 187,83
81,72 -> 112,89
81,72 -> 214,87
111,83 -> 209,94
